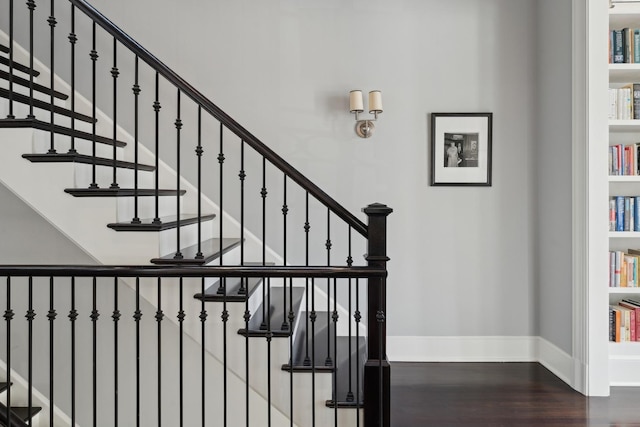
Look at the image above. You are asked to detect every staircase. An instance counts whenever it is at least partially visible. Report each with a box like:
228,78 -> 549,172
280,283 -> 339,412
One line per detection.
0,1 -> 391,426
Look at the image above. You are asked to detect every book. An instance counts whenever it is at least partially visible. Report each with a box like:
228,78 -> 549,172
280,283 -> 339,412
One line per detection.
634,29 -> 640,63
617,196 -> 625,231
614,30 -> 625,63
619,300 -> 640,341
618,305 -> 634,341
610,305 -> 622,342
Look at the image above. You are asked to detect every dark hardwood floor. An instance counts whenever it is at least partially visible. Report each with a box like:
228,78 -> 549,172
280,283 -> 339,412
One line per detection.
390,362 -> 640,427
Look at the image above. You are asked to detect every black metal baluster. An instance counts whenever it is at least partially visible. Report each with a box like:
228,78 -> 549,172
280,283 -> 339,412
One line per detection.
346,227 -> 354,403
220,126 -> 229,427
216,123 -> 225,294
355,278 -> 361,424
48,0 -> 57,154
132,56 -> 141,223
303,192 -> 311,366
195,108 -> 203,258
91,277 -> 99,427
134,277 -> 142,427
4,278 -> 13,423
89,22 -> 99,189
27,276 -> 34,427
174,90 -> 183,259
7,0 -> 14,118
26,0 -> 35,119
326,209 -> 332,367
238,140 -> 246,294
219,123 -> 228,425
288,276 -> 294,427
332,277 -> 338,424
266,278 -> 272,427
310,277 -> 316,427
200,278 -> 207,427
113,278 -> 121,427
241,142 -> 250,427
178,278 -> 185,427
260,157 -> 267,330
69,277 -> 77,425
153,72 -> 161,224
67,4 -> 77,153
156,278 -> 163,427
110,38 -> 119,189
49,277 -> 57,426
282,175 -> 289,331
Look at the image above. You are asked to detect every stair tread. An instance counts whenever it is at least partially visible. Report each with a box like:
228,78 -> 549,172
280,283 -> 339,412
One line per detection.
0,45 -> 9,54
151,237 -> 242,265
23,153 -> 155,171
0,87 -> 94,123
0,382 -> 8,393
65,188 -> 186,197
283,312 -> 366,405
0,118 -> 127,147
194,276 -> 264,302
0,69 -> 69,100
238,286 -> 305,338
0,56 -> 40,77
107,213 -> 215,231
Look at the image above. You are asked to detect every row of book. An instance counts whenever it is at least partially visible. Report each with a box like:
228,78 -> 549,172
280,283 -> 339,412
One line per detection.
609,196 -> 640,231
610,300 -> 640,342
610,28 -> 640,64
609,143 -> 640,175
610,250 -> 640,287
608,86 -> 640,120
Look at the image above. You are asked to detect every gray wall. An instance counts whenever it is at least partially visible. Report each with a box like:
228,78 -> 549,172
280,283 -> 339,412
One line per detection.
535,0 -> 573,354
0,0 -> 574,348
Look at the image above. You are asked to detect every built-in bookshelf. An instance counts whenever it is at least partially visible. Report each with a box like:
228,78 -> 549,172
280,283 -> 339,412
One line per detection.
608,3 -> 640,386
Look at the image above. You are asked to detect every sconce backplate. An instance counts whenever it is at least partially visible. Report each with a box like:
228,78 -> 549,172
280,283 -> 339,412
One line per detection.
356,120 -> 375,138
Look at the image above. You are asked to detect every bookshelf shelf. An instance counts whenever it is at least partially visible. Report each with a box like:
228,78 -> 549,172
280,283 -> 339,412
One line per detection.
609,287 -> 640,294
609,175 -> 640,182
610,64 -> 640,83
609,120 -> 640,131
609,231 -> 640,238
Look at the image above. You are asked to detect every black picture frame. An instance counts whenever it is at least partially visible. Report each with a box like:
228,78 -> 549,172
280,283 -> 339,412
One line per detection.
430,113 -> 493,186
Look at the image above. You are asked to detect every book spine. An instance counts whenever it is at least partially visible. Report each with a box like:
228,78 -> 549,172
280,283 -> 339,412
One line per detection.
635,196 -> 640,231
615,251 -> 622,286
611,199 -> 617,231
610,307 -> 615,342
631,197 -> 635,231
634,84 -> 640,120
625,197 -> 631,231
615,30 -> 625,63
634,29 -> 640,63
617,196 -> 625,231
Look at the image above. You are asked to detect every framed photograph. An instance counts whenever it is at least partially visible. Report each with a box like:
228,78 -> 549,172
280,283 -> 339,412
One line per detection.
430,113 -> 493,186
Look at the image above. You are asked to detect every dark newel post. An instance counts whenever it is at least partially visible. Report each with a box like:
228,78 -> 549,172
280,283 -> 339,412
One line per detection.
363,202 -> 392,427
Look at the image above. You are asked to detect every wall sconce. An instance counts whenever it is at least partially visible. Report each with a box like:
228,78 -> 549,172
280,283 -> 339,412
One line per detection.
349,90 -> 383,138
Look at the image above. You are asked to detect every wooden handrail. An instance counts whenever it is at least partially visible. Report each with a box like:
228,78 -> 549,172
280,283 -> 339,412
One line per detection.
0,264 -> 385,278
69,0 -> 368,238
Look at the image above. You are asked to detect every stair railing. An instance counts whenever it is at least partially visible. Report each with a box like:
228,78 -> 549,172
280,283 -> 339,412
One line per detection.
0,0 -> 392,425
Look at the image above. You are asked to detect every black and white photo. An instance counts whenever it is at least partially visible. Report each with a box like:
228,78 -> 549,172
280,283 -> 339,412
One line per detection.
431,113 -> 492,186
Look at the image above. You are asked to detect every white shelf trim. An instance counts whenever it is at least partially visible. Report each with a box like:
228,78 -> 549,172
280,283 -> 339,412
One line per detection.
609,287 -> 640,293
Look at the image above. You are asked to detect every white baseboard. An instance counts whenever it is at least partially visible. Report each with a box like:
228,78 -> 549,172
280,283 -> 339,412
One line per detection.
388,335 -> 575,388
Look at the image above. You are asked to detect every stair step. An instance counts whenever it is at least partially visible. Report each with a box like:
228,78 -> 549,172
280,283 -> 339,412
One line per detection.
0,118 -> 128,147
0,404 -> 42,427
65,188 -> 186,198
151,237 -> 241,265
0,87 -> 94,123
283,311 -> 366,406
0,45 -> 9,54
0,69 -> 69,100
194,262 -> 275,301
107,213 -> 214,232
238,286 -> 305,338
23,153 -> 155,171
194,276 -> 264,302
0,56 -> 40,77
0,382 -> 8,393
